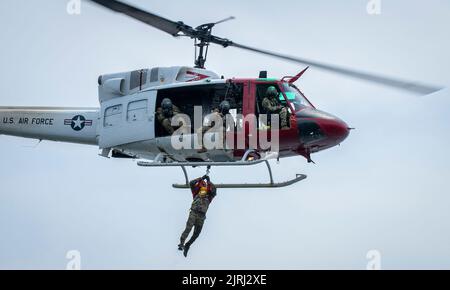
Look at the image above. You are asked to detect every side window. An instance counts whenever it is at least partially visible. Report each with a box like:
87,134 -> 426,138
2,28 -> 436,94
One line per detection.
104,104 -> 123,127
127,99 -> 148,122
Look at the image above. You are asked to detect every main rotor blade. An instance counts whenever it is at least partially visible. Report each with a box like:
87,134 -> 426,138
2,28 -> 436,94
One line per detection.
229,42 -> 442,95
89,0 -> 191,36
214,16 -> 236,25
88,0 -> 442,95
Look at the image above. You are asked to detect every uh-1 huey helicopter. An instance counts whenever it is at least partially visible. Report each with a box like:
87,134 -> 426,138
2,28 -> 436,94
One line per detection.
0,0 -> 443,189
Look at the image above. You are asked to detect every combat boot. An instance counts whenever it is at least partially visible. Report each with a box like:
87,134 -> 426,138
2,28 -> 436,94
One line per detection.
183,244 -> 191,257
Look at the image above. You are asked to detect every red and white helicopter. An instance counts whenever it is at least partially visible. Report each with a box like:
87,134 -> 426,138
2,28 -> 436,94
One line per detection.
0,0 -> 442,188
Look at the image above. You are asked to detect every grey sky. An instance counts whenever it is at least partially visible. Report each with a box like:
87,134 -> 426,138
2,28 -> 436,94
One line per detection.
0,0 -> 449,269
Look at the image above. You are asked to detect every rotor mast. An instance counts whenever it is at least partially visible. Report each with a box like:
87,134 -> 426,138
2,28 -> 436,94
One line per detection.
194,24 -> 213,69
193,17 -> 235,68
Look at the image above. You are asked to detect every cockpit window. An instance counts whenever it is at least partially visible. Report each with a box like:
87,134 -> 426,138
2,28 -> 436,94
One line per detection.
280,83 -> 313,111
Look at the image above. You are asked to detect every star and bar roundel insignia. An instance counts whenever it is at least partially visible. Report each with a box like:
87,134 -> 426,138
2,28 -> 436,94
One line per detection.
64,115 -> 93,131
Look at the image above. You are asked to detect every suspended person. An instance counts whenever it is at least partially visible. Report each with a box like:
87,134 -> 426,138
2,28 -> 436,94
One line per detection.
178,174 -> 217,257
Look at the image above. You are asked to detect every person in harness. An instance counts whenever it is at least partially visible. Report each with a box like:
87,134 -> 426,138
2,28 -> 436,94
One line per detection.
178,174 -> 217,257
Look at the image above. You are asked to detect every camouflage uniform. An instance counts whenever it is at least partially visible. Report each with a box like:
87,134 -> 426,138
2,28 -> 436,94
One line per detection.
179,178 -> 217,252
179,200 -> 208,247
156,104 -> 181,135
261,97 -> 289,129
197,109 -> 229,151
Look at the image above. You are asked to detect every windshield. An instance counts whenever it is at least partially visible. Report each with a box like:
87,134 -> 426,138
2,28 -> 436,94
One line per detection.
280,83 -> 313,111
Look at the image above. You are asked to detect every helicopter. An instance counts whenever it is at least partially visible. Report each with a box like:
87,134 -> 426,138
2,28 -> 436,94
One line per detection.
0,0 -> 443,189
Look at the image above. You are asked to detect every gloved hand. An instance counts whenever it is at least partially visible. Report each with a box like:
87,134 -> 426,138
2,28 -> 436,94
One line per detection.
202,175 -> 210,182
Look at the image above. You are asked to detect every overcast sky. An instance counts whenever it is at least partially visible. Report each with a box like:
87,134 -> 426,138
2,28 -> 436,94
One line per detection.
0,0 -> 449,269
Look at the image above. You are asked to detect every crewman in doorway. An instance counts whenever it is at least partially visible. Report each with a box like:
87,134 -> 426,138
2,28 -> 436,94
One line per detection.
156,98 -> 181,135
197,100 -> 232,153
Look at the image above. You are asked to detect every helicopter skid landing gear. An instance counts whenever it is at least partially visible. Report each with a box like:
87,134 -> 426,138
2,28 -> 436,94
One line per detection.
137,150 -> 307,189
172,160 -> 307,189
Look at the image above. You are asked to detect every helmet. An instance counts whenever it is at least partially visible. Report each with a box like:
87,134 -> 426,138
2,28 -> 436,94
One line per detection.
219,100 -> 231,115
266,86 -> 278,98
161,98 -> 173,117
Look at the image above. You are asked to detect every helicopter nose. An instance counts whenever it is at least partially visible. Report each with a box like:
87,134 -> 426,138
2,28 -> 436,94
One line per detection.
295,109 -> 350,148
319,117 -> 350,145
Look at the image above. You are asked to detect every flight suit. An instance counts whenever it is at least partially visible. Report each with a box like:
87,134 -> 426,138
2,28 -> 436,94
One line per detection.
197,110 -> 230,151
156,105 -> 181,135
179,178 -> 217,249
261,97 -> 289,129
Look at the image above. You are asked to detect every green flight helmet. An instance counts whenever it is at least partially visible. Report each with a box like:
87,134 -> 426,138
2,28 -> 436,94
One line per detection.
219,100 -> 231,115
266,86 -> 278,98
161,98 -> 174,117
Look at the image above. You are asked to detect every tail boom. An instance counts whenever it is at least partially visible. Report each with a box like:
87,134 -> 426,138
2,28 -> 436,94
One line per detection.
0,107 -> 99,145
